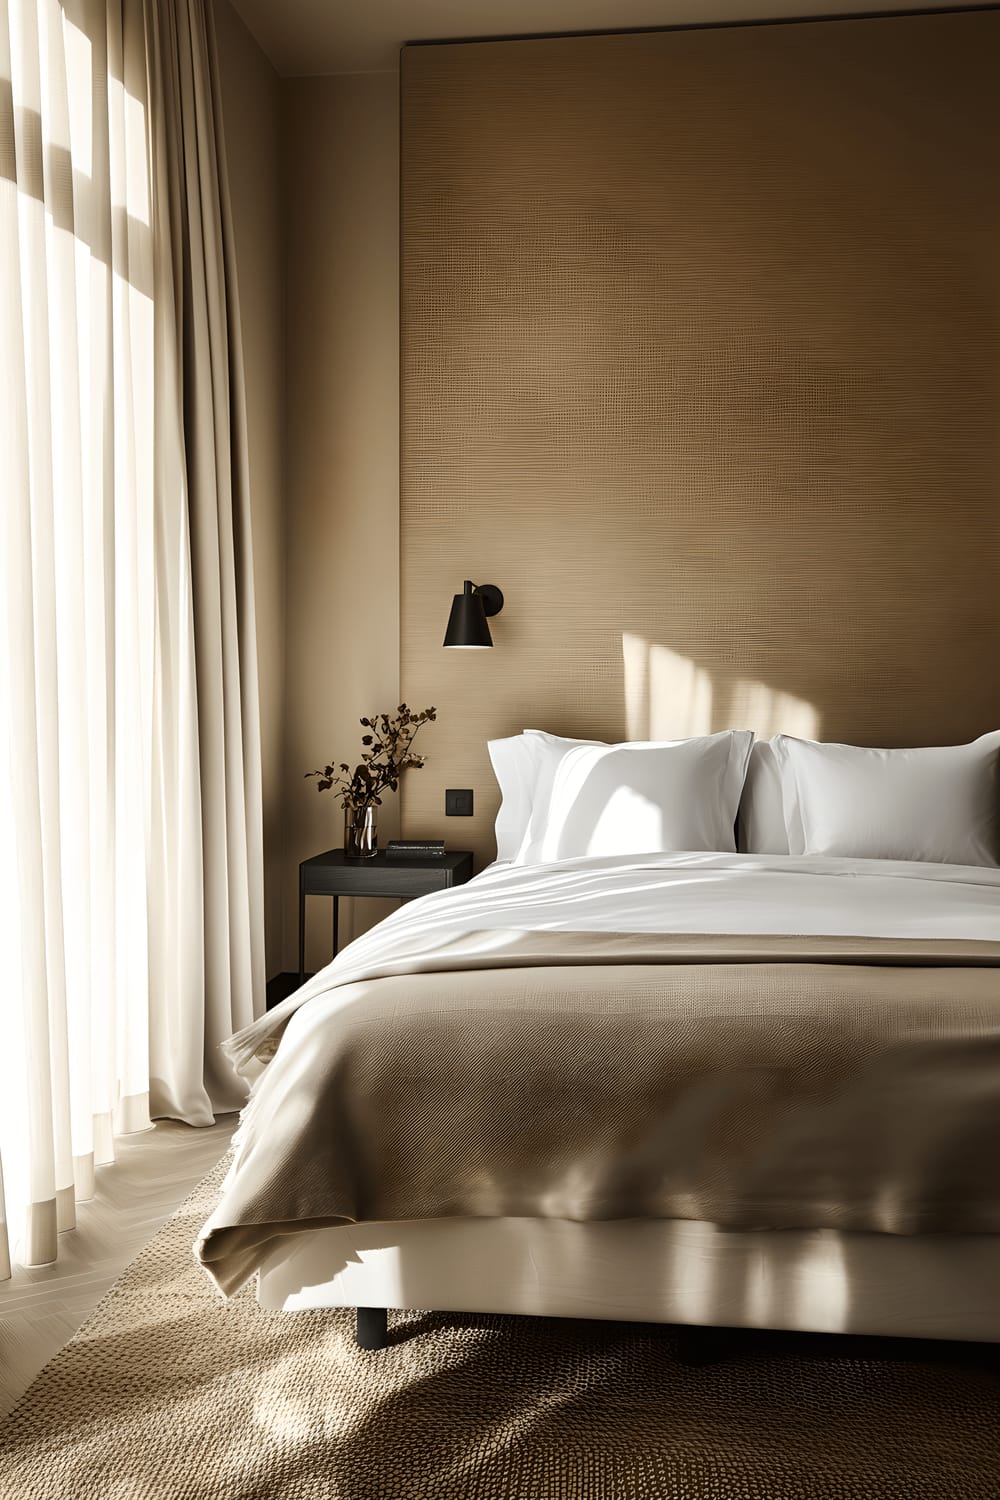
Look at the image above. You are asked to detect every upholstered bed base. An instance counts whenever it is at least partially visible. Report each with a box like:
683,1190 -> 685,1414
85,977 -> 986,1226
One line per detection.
257,1217 -> 1000,1350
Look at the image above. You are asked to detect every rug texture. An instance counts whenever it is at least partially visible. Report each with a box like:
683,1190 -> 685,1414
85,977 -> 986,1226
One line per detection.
1,1157 -> 998,1500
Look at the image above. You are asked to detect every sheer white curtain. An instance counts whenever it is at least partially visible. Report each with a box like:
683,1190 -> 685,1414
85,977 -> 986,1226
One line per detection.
0,0 -> 264,1275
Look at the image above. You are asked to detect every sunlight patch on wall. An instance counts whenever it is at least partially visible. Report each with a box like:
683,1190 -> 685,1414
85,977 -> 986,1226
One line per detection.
624,636 -> 819,741
731,679 -> 819,740
623,634 -> 713,740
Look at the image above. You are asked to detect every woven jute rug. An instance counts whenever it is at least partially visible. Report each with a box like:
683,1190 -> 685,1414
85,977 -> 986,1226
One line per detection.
1,1158 -> 998,1500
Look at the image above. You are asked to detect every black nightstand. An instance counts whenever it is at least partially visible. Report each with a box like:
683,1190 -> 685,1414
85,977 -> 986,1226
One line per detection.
298,848 -> 475,984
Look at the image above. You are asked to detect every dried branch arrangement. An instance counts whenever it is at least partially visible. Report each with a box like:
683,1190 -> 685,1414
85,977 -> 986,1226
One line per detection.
306,705 -> 437,811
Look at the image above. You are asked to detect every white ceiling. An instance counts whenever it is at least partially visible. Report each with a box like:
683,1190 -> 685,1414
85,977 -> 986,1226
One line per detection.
229,0 -> 963,77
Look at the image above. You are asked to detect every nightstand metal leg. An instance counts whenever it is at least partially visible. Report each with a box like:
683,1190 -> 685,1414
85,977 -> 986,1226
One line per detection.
332,895 -> 339,961
298,887 -> 305,988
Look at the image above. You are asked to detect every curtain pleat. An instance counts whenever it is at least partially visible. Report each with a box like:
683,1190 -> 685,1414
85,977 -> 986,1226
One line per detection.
0,0 -> 265,1275
143,0 -> 264,1118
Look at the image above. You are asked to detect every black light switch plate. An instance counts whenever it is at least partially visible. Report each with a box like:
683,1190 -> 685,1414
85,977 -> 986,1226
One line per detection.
445,788 -> 474,816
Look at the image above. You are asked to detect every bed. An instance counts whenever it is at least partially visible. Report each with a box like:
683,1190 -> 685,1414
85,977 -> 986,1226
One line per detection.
197,815 -> 1000,1351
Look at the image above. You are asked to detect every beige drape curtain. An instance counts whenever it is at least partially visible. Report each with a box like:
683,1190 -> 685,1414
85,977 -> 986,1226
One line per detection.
0,0 -> 264,1275
143,0 -> 265,1119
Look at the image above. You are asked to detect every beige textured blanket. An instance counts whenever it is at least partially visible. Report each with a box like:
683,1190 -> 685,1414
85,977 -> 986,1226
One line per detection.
197,931 -> 1000,1296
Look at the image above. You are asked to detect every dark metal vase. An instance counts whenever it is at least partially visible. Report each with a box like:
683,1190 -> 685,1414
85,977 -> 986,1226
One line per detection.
344,805 -> 377,858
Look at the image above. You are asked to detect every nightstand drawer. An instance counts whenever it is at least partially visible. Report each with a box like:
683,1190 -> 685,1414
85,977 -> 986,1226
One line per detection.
302,862 -> 467,899
300,849 -> 473,897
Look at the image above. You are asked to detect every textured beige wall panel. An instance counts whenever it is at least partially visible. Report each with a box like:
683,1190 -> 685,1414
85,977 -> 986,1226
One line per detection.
283,74 -> 402,968
400,12 -> 1000,867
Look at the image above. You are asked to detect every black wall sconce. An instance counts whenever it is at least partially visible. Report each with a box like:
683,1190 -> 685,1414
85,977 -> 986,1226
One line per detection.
443,580 -> 504,648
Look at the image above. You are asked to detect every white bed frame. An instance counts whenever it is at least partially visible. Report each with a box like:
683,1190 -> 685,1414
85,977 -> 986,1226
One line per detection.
257,1216 -> 1000,1350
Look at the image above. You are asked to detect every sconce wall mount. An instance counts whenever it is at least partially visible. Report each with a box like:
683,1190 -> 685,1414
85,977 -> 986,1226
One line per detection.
443,579 -> 504,648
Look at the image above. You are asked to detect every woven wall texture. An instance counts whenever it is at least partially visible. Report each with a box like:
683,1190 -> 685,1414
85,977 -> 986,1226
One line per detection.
400,12 -> 1000,863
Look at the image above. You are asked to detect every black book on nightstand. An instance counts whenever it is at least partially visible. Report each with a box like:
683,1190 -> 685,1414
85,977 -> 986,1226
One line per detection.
385,839 -> 447,860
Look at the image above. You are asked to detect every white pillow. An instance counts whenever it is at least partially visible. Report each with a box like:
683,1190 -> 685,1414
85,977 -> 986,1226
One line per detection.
512,731 -> 754,865
486,735 -> 544,862
737,739 -> 791,855
486,731 -> 603,861
772,732 -> 1000,867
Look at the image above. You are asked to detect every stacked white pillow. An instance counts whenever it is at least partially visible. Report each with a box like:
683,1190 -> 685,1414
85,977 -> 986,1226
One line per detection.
736,739 -> 790,856
489,729 -> 754,865
486,734 -> 549,863
769,731 -> 1000,867
489,728 -> 1000,869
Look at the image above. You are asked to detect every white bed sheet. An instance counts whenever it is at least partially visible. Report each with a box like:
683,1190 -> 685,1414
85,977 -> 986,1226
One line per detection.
463,850 -> 1000,938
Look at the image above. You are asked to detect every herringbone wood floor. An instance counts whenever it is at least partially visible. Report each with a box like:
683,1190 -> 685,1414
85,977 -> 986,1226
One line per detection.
0,1115 -> 236,1420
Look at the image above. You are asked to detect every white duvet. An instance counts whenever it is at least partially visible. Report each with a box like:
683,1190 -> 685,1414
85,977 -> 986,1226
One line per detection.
232,852 -> 1000,1076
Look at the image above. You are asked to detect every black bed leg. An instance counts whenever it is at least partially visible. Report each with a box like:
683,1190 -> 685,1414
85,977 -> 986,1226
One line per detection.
355,1306 -> 388,1351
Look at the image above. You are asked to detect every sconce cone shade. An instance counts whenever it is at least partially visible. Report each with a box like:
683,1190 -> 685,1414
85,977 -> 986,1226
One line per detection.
443,580 -> 503,648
